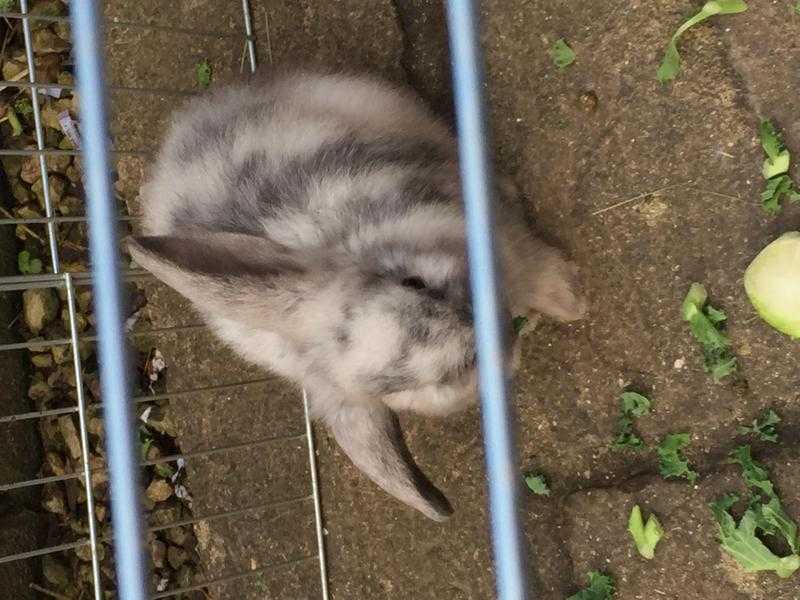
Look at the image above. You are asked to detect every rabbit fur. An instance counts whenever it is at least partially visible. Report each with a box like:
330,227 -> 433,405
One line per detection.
127,69 -> 586,522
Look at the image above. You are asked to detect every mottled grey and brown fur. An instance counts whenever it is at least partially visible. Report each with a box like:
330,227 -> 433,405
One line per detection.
128,70 -> 586,521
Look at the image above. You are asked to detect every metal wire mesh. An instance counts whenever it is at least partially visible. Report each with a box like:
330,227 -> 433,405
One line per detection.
0,2 -> 329,598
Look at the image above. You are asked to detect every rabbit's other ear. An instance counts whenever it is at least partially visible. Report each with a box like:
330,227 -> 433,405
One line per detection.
126,233 -> 310,309
322,400 -> 453,522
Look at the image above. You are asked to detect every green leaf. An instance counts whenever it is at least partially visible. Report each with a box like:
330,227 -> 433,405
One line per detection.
620,392 -> 651,417
738,409 -> 781,443
524,473 -> 551,496
611,391 -> 651,451
628,505 -> 664,559
196,59 -> 213,88
656,41 -> 682,84
154,463 -> 175,479
760,120 -> 784,162
729,445 -> 798,553
568,571 -> 615,600
17,250 -> 43,274
551,39 -> 576,70
0,0 -> 15,12
6,107 -> 22,136
763,151 -> 790,179
681,283 -> 737,381
13,98 -> 33,117
729,445 -> 774,497
657,1 -> 748,83
657,433 -> 698,483
140,436 -> 153,461
705,305 -> 727,324
512,315 -> 529,335
710,496 -> 800,578
796,0 -> 800,15
762,174 -> 797,215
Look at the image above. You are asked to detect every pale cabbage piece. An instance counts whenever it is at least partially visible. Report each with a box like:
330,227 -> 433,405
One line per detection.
744,232 -> 800,339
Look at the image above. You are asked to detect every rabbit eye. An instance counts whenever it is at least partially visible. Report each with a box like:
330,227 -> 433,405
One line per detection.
401,276 -> 426,290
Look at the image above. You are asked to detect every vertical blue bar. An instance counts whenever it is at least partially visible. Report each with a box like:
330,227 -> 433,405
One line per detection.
445,2 -> 528,599
70,3 -> 148,599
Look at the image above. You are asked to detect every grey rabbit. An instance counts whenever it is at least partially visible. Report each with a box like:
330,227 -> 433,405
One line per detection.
127,69 -> 586,522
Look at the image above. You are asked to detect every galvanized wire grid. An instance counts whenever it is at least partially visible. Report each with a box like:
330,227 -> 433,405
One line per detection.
0,1 -> 330,599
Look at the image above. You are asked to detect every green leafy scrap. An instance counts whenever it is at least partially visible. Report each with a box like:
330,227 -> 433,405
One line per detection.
512,315 -> 529,335
657,433 -> 698,483
628,505 -> 664,559
729,445 -> 798,553
738,409 -> 781,443
524,473 -> 551,496
196,59 -> 213,89
612,392 -> 651,451
567,571 -> 615,600
657,1 -> 748,83
154,462 -> 175,480
6,107 -> 22,136
17,250 -> 43,274
0,0 -> 15,12
681,283 -> 738,381
13,98 -> 33,117
759,120 -> 800,214
711,494 -> 800,578
551,39 -> 576,70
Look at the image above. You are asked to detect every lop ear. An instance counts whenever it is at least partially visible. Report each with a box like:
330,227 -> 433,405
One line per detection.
322,400 -> 453,522
126,233 -> 308,312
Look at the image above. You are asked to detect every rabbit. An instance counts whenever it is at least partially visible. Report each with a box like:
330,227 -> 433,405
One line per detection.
127,69 -> 586,522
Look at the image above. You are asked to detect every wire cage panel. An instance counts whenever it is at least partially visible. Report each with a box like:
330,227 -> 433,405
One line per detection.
0,1 -> 330,599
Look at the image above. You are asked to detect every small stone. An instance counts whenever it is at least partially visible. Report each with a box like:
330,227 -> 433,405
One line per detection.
151,539 -> 167,568
45,451 -> 66,476
146,444 -> 162,462
56,196 -> 83,217
11,181 -> 31,204
65,163 -> 81,184
31,352 -> 54,368
45,152 -> 72,175
146,406 -> 177,437
577,90 -> 599,113
42,483 -> 66,514
150,503 -> 179,527
2,59 -> 26,81
23,288 -> 59,333
28,379 -> 53,402
57,71 -> 74,87
90,455 -> 108,485
58,415 -> 82,460
32,29 -> 70,54
51,344 -> 70,364
75,541 -> 105,563
176,565 -> 192,588
86,375 -> 101,399
62,366 -> 78,388
146,479 -> 173,503
61,306 -> 88,332
77,290 -> 92,312
36,53 -> 60,82
31,174 -> 66,210
87,417 -> 104,437
95,503 -> 107,522
40,104 -> 61,130
167,545 -> 189,570
20,156 -> 40,184
54,19 -> 71,40
165,526 -> 188,547
1,154 -> 23,178
42,555 -> 71,588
